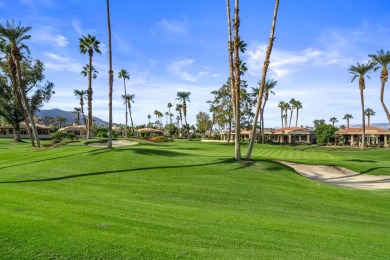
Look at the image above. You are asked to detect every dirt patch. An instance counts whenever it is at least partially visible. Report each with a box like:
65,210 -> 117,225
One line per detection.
87,140 -> 138,147
277,161 -> 390,190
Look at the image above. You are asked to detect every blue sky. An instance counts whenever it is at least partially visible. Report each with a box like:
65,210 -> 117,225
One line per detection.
1,0 -> 390,128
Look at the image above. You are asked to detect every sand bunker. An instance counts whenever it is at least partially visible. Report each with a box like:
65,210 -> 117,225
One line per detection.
88,140 -> 138,147
277,161 -> 390,190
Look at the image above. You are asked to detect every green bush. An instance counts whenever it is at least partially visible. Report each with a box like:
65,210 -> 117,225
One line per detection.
140,131 -> 148,138
149,135 -> 172,143
51,131 -> 68,143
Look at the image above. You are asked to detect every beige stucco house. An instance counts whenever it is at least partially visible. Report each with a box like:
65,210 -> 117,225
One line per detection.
336,126 -> 390,147
0,122 -> 51,139
59,124 -> 87,137
134,128 -> 164,138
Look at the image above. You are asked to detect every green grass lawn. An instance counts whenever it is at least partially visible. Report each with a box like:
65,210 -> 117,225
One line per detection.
1,138 -> 390,259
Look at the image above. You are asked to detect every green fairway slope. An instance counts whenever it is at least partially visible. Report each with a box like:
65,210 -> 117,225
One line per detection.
0,139 -> 389,259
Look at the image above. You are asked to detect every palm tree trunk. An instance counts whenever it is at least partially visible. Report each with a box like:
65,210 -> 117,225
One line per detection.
128,102 -> 133,128
245,0 -> 279,160
226,0 -> 236,125
360,83 -> 366,149
183,101 -> 190,140
124,108 -> 128,138
380,68 -> 390,124
13,54 -> 40,147
284,111 -> 288,128
87,53 -> 93,139
347,119 -> 350,128
261,99 -> 267,144
280,108 -> 283,128
367,115 -> 370,127
289,109 -> 293,128
233,0 -> 241,160
295,109 -> 299,127
106,0 -> 113,148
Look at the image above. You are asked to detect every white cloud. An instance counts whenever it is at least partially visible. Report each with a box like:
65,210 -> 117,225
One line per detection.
71,20 -> 83,35
158,17 -> 188,34
168,58 -> 209,82
31,27 -> 68,47
42,52 -> 83,73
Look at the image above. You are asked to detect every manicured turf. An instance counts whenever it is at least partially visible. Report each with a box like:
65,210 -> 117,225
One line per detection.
0,138 -> 390,259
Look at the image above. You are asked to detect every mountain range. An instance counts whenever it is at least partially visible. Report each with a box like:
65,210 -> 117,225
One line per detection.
36,109 -> 108,125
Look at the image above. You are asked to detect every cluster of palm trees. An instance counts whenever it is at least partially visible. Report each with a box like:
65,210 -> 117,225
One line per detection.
348,49 -> 390,148
146,91 -> 191,139
0,20 -> 41,147
277,98 -> 303,129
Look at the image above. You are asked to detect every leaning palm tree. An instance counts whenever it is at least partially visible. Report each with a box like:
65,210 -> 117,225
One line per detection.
260,79 -> 277,143
348,61 -> 375,149
121,94 -> 129,137
278,101 -> 285,128
329,117 -> 338,127
79,34 -> 101,139
0,20 -> 40,147
245,0 -> 280,159
127,94 -> 135,129
73,89 -> 87,125
364,108 -> 375,126
176,91 -> 191,140
369,49 -> 390,124
294,100 -> 302,127
118,69 -> 130,136
343,114 -> 353,128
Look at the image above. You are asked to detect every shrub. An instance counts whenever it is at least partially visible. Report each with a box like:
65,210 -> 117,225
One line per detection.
51,131 -> 68,143
140,131 -> 148,138
149,136 -> 172,143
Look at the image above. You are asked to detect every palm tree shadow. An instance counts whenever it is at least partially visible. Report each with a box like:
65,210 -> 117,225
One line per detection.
361,167 -> 390,174
0,147 -> 107,170
0,159 -> 234,184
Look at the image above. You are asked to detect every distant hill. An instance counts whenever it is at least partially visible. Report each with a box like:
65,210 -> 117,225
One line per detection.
36,108 -> 108,125
350,123 -> 390,129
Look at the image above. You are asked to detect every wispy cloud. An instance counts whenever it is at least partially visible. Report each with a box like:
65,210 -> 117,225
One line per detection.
168,58 -> 209,82
42,52 -> 83,72
158,16 -> 189,34
71,19 -> 83,35
31,26 -> 68,47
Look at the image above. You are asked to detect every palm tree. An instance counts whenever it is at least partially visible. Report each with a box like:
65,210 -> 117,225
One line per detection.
294,100 -> 302,127
81,64 -> 98,79
329,117 -> 338,127
73,89 -> 87,125
167,102 -> 173,123
147,114 -> 151,124
154,110 -> 159,124
348,61 -> 375,149
369,49 -> 390,124
364,108 -> 375,126
176,104 -> 183,130
106,0 -> 113,148
288,98 -> 297,127
79,34 -> 101,139
343,114 -> 353,128
283,102 -> 291,128
118,69 -> 130,137
72,107 -> 81,124
0,20 -> 40,147
245,0 -> 280,160
278,101 -> 285,128
122,94 -> 135,128
121,94 -> 129,137
165,111 -> 169,125
260,79 -> 277,143
176,91 -> 191,140
56,116 -> 67,128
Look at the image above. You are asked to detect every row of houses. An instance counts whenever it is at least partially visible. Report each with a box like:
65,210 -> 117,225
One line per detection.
1,123 -> 389,147
219,126 -> 390,147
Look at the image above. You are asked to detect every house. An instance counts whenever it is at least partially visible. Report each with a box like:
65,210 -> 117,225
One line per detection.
220,129 -> 261,141
336,126 -> 390,147
59,124 -> 87,137
0,122 -> 51,139
134,128 -> 163,138
264,127 -> 315,144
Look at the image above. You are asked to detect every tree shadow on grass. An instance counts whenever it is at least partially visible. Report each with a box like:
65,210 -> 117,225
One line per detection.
347,159 -> 377,163
361,167 -> 390,174
115,147 -> 190,157
0,148 -> 107,170
0,159 -> 234,184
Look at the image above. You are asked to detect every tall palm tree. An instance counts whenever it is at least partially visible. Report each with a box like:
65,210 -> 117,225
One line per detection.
278,101 -> 285,128
167,102 -> 173,123
245,0 -> 280,160
121,94 -> 129,136
369,49 -> 390,124
72,107 -> 81,124
294,100 -> 302,127
79,34 -> 101,139
0,20 -> 40,147
288,98 -> 297,128
165,111 -> 169,125
118,69 -> 130,137
260,79 -> 277,143
147,114 -> 151,126
127,94 -> 135,128
348,61 -> 374,149
329,117 -> 338,127
343,114 -> 353,128
176,91 -> 191,140
364,108 -> 375,126
73,89 -> 87,125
